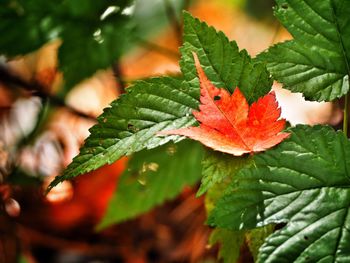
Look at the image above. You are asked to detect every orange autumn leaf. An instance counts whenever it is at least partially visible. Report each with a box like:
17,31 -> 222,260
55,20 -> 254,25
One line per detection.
160,53 -> 290,156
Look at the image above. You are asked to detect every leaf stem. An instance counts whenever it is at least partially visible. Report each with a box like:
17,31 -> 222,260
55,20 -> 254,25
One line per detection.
344,78 -> 350,137
344,95 -> 348,136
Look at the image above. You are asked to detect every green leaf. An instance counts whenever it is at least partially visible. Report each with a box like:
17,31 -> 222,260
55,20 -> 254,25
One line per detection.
0,0 -> 134,91
58,13 -> 133,90
205,169 -> 245,263
48,77 -> 198,189
0,0 -> 59,56
180,12 -> 272,104
198,150 -> 251,196
97,140 -> 203,229
209,228 -> 245,263
50,13 -> 273,188
208,125 -> 350,262
258,0 -> 350,101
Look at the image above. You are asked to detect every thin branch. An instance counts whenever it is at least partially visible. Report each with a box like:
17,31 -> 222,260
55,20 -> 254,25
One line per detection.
112,61 -> 126,94
163,0 -> 183,46
136,38 -> 180,59
182,0 -> 191,11
269,20 -> 282,46
0,66 -> 96,121
344,79 -> 350,137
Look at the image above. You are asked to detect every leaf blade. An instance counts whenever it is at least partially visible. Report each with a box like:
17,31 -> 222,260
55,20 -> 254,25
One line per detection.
208,125 -> 350,262
161,57 -> 289,156
198,150 -> 251,196
97,140 -> 203,228
258,0 -> 350,101
49,77 -> 198,188
180,12 -> 272,104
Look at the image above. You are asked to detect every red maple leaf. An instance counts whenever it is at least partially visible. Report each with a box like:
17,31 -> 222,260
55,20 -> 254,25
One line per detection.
160,53 -> 290,156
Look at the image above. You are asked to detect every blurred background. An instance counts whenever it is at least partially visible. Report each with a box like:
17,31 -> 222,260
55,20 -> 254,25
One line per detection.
0,0 -> 343,262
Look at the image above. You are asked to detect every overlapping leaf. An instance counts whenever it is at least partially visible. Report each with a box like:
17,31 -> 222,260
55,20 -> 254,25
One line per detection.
50,13 -> 273,186
209,125 -> 350,262
198,150 -> 251,196
98,140 -> 203,228
49,77 -> 198,189
180,12 -> 272,104
258,0 -> 350,101
161,54 -> 289,156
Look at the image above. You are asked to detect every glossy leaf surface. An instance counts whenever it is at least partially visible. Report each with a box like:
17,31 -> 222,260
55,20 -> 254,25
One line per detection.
161,54 -> 289,156
209,125 -> 350,262
51,13 -> 273,185
180,12 -> 272,104
258,0 -> 350,101
49,77 -> 198,188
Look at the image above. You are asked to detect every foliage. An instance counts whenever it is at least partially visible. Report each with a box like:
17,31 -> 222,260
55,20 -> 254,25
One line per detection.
49,11 -> 271,188
48,77 -> 198,189
258,0 -> 350,101
0,0 -> 187,93
180,13 -> 272,104
209,125 -> 350,262
0,0 -> 134,91
198,150 -> 250,196
209,228 -> 245,263
6,0 -> 348,262
98,140 -> 203,228
161,54 -> 288,156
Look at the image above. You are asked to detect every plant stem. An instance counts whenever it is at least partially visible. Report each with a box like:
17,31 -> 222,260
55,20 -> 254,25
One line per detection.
343,77 -> 350,137
112,61 -> 126,94
344,94 -> 349,136
344,77 -> 350,137
0,66 -> 95,121
163,0 -> 182,46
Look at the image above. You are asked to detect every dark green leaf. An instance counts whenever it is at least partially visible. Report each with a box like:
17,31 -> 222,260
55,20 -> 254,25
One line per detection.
209,125 -> 350,262
97,140 -> 203,228
58,14 -> 133,90
0,0 -> 134,91
180,12 -> 272,104
49,77 -> 198,189
198,150 -> 252,196
0,0 -> 59,56
258,0 -> 350,101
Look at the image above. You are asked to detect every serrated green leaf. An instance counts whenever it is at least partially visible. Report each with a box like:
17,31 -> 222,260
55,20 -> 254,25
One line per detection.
258,0 -> 350,101
50,13 -> 273,188
198,150 -> 251,196
208,125 -> 350,262
97,140 -> 203,229
180,12 -> 272,104
209,228 -> 245,263
49,77 -> 198,189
